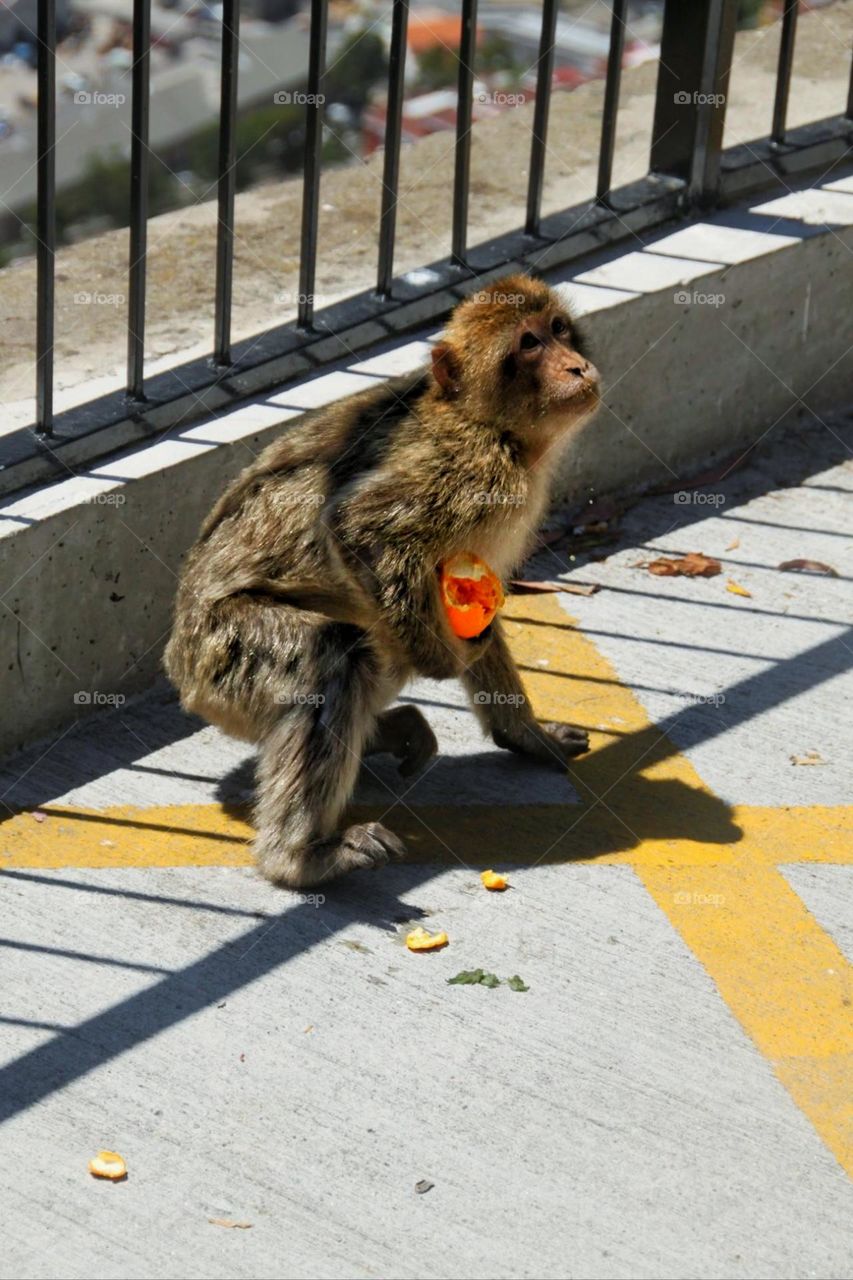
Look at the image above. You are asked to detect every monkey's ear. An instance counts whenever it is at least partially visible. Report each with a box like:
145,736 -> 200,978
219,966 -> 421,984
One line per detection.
431,343 -> 460,396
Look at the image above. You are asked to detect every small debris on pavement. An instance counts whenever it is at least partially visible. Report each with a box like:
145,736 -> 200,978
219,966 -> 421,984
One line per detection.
415,1179 -> 435,1195
790,750 -> 826,766
778,558 -> 838,577
30,811 -> 46,823
239,1053 -> 246,1062
406,927 -> 448,952
341,939 -> 371,953
446,970 -> 528,990
726,580 -> 752,598
208,1218 -> 253,1229
447,969 -> 491,985
725,536 -> 741,551
88,1151 -> 127,1181
509,579 -> 600,596
480,869 -> 509,891
645,553 -> 722,578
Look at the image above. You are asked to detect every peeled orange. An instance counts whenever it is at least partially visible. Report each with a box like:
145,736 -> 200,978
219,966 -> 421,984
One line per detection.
440,553 -> 505,639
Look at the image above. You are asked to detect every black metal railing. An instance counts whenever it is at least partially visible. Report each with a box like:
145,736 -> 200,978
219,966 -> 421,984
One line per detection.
6,0 -> 852,498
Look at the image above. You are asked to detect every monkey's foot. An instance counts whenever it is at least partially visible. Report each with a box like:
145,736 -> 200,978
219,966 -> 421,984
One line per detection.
256,821 -> 406,888
493,720 -> 589,770
367,705 -> 438,777
334,822 -> 407,875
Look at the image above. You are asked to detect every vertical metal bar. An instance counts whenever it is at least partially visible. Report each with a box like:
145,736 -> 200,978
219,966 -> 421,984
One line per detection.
127,0 -> 151,400
771,0 -> 799,145
35,0 -> 56,436
297,0 -> 328,330
848,52 -> 853,120
451,0 -> 478,267
596,0 -> 627,202
525,0 -> 558,236
376,0 -> 409,299
214,0 -> 240,365
649,0 -> 736,206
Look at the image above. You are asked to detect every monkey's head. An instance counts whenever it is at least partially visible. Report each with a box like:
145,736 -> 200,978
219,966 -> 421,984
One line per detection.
431,274 -> 600,454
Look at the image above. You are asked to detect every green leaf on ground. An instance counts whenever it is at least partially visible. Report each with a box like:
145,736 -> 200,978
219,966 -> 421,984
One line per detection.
507,975 -> 530,992
479,972 -> 501,988
447,969 -> 486,985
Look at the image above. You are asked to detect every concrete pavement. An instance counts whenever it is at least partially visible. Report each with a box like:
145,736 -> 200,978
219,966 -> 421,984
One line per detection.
0,415 -> 851,1279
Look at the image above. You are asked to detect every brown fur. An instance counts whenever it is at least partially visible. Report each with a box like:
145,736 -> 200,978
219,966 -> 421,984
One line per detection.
164,274 -> 600,886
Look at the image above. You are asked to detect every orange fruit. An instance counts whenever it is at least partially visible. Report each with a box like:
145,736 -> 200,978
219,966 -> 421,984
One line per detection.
480,869 -> 508,891
440,553 -> 505,639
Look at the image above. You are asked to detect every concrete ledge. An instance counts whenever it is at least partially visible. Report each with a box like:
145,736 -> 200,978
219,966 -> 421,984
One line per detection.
1,175 -> 851,757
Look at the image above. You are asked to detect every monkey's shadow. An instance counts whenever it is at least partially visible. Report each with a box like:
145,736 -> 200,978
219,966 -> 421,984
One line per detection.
216,735 -> 740,896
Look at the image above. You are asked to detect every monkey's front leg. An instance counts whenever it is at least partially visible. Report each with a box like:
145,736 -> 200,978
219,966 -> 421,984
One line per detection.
461,622 -> 589,768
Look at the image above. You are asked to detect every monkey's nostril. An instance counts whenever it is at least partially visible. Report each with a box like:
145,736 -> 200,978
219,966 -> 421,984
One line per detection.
567,366 -> 583,376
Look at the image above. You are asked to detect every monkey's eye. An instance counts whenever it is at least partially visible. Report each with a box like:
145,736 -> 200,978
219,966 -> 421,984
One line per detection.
519,331 -> 541,351
551,316 -> 568,336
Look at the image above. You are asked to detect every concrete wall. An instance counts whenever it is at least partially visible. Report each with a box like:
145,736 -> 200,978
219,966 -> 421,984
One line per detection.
0,177 -> 851,758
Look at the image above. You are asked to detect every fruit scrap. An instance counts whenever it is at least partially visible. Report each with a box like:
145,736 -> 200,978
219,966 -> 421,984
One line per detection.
480,869 -> 509,891
726,579 -> 752,598
406,926 -> 448,952
440,553 -> 505,638
88,1150 -> 127,1181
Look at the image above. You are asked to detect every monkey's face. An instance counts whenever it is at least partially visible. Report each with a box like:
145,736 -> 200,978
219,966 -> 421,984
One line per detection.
433,276 -> 601,447
507,309 -> 600,425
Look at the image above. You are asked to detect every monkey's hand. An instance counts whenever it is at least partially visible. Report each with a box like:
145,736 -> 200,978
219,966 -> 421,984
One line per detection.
493,719 -> 589,769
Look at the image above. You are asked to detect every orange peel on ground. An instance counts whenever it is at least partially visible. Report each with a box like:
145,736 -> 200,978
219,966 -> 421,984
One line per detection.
480,869 -> 509,891
440,553 -> 505,638
405,926 -> 449,952
88,1150 -> 127,1181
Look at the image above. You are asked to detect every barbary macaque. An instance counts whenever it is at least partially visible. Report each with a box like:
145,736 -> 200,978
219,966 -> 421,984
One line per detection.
165,274 -> 601,886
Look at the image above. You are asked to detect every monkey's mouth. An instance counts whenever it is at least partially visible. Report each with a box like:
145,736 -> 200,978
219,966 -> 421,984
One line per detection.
564,381 -> 600,408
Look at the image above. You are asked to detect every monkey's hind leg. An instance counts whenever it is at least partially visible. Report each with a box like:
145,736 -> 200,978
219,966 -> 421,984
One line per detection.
365,705 -> 438,778
253,624 -> 406,888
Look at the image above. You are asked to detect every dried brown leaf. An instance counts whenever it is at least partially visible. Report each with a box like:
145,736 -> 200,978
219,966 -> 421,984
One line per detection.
647,553 -> 722,578
778,559 -> 838,577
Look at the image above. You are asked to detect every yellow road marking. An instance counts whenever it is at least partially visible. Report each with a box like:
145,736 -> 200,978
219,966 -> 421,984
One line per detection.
1,594 -> 851,1172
